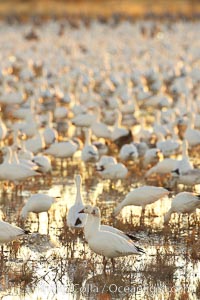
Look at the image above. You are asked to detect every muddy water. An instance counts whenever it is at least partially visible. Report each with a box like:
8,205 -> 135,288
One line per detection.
0,158 -> 199,300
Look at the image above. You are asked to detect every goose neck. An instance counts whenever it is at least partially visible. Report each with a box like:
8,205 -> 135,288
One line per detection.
84,214 -> 100,240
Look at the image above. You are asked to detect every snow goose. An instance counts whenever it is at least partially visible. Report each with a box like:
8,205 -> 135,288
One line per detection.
0,116 -> 7,143
111,110 -> 133,147
42,112 -> 58,146
145,158 -> 179,178
13,112 -> 39,138
176,139 -> 193,173
0,88 -> 26,105
113,186 -> 169,216
32,155 -> 52,174
71,112 -> 96,128
133,141 -> 149,158
79,206 -> 144,271
119,143 -> 138,161
44,139 -> 79,158
81,129 -> 99,163
171,168 -> 200,187
96,161 -> 128,180
54,105 -> 68,120
91,109 -> 112,139
67,174 -> 87,229
184,113 -> 200,147
0,147 -> 39,184
96,155 -> 117,170
0,220 -> 28,244
92,141 -> 109,156
102,110 -> 116,126
79,205 -> 138,242
143,148 -> 161,168
25,131 -> 46,154
156,133 -> 181,157
164,192 -> 200,224
17,137 -> 34,161
20,193 -> 59,222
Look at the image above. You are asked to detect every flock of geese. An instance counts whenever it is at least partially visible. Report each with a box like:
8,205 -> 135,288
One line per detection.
0,20 -> 200,271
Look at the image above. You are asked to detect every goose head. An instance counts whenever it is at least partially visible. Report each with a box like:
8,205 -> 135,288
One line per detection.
79,205 -> 100,217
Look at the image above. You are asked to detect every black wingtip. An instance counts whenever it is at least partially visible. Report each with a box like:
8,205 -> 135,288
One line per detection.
74,217 -> 82,226
126,233 -> 140,242
171,168 -> 180,175
135,245 -> 145,254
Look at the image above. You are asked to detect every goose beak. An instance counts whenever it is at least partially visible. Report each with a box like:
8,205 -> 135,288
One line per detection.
79,209 -> 85,213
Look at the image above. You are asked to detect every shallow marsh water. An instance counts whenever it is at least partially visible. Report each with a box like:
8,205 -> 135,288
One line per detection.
0,157 -> 199,300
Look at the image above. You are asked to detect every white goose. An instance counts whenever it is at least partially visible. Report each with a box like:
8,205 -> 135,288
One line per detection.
13,112 -> 39,138
171,168 -> 200,187
176,139 -> 193,173
96,161 -> 128,180
79,205 -> 144,271
113,186 -> 169,216
143,148 -> 161,168
17,138 -> 34,161
164,192 -> 200,224
71,112 -> 96,128
96,155 -> 117,170
0,147 -> 39,183
184,113 -> 200,147
111,110 -> 132,144
80,205 -> 138,242
25,131 -> 46,154
67,174 -> 87,228
91,109 -> 112,139
32,155 -> 52,173
0,116 -> 7,142
81,129 -> 99,163
44,139 -> 79,158
0,220 -> 28,244
119,143 -> 138,161
42,111 -> 58,146
20,193 -> 59,219
156,133 -> 180,157
145,158 -> 179,178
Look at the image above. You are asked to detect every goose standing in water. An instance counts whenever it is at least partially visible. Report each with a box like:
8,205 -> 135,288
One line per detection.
0,116 -> 7,144
0,146 -> 40,184
81,128 -> 99,163
20,193 -> 60,231
67,174 -> 87,229
20,193 -> 59,219
113,186 -> 169,216
42,111 -> 58,146
111,109 -> 133,147
79,205 -> 144,271
119,143 -> 138,161
171,168 -> 200,188
0,220 -> 28,245
79,205 -> 138,241
164,192 -> 200,224
96,161 -> 128,180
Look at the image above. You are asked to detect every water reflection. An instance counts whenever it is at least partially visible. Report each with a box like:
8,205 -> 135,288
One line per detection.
0,158 -> 199,299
